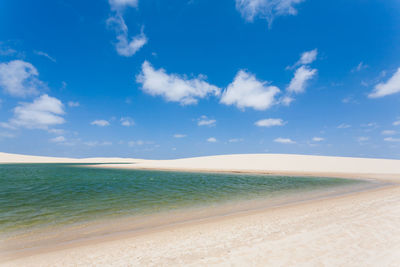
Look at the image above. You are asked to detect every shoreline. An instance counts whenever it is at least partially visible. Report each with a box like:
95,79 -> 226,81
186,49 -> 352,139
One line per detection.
0,177 -> 390,263
3,182 -> 400,266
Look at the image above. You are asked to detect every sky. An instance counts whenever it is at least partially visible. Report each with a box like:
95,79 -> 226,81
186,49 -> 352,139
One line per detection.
0,0 -> 400,159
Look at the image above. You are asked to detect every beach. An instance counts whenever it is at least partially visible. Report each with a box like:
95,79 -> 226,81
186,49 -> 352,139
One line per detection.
1,152 -> 400,266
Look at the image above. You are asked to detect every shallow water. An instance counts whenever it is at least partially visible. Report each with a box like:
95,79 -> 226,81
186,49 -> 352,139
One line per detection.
0,164 -> 365,235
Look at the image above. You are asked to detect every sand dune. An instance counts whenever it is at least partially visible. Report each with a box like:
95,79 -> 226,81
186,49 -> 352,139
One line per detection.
0,152 -> 142,164
2,152 -> 400,180
1,152 -> 400,266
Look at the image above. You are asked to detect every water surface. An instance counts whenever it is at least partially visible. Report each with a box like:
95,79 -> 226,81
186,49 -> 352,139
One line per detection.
0,164 -> 366,235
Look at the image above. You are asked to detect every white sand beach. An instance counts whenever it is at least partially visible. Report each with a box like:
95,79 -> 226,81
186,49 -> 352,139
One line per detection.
1,152 -> 400,266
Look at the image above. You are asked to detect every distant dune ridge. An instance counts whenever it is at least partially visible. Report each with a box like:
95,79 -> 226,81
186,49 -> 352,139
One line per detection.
1,152 -> 400,179
1,152 -> 400,266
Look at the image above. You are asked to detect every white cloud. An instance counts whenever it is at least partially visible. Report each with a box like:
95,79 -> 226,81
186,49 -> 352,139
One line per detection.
255,118 -> 286,127
351,61 -> 368,72
221,70 -> 280,110
173,134 -> 186,138
120,117 -> 135,127
337,123 -> 351,129
312,137 -> 324,142
137,61 -> 220,105
91,120 -> 110,127
368,68 -> 400,98
297,49 -> 318,66
384,137 -> 400,142
0,46 -> 17,56
207,137 -> 217,143
235,0 -> 304,26
274,137 -> 295,144
393,120 -> 400,126
228,138 -> 243,143
6,94 -> 65,129
50,136 -> 66,143
48,128 -> 65,134
381,130 -> 396,135
115,29 -> 148,57
68,101 -> 80,107
107,0 -> 146,57
128,140 -> 145,146
0,132 -> 15,139
109,0 -> 138,11
34,51 -> 56,63
287,65 -> 317,94
357,136 -> 369,142
85,141 -> 112,146
280,96 -> 294,106
0,60 -> 45,97
197,115 -> 216,127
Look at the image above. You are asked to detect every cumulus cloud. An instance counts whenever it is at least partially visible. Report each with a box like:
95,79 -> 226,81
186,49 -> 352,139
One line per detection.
197,115 -> 216,127
287,65 -> 317,94
5,94 -> 65,129
274,137 -> 295,144
221,70 -> 280,110
0,60 -> 45,97
255,118 -> 286,127
120,117 -> 134,126
67,101 -> 80,107
393,120 -> 400,126
368,68 -> 400,98
91,120 -> 110,127
34,51 -> 56,63
312,137 -> 324,142
207,137 -> 217,143
173,134 -> 186,138
137,61 -> 220,105
235,0 -> 304,26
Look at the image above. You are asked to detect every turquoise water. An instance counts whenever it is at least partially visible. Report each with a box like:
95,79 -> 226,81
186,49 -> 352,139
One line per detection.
0,164 -> 364,234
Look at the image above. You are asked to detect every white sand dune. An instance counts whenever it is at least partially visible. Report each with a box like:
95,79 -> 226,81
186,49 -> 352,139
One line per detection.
0,152 -> 142,164
1,152 -> 400,266
1,152 -> 400,180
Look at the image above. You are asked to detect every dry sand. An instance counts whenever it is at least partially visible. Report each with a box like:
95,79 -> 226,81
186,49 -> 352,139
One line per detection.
1,152 -> 400,266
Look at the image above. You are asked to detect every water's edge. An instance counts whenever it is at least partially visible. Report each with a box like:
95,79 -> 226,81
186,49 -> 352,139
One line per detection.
1,175 -> 389,262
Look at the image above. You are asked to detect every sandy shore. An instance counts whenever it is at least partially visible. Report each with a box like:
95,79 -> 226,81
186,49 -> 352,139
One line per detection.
1,152 -> 400,266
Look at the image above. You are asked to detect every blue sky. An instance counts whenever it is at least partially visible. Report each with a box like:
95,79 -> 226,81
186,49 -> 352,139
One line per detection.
0,0 -> 400,159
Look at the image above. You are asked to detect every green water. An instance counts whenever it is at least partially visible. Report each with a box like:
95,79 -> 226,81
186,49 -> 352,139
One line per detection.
0,164 -> 363,234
